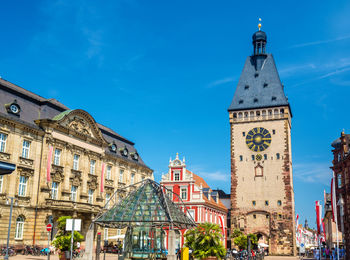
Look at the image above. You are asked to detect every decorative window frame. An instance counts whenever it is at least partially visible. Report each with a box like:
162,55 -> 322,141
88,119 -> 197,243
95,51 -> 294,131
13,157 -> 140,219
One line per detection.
255,164 -> 263,177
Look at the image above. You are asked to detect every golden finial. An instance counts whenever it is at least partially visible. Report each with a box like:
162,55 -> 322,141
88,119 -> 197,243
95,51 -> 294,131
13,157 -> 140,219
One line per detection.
258,18 -> 262,31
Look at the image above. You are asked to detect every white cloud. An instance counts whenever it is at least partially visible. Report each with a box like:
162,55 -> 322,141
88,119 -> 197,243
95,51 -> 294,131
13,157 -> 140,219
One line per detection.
293,162 -> 332,185
207,77 -> 236,88
199,171 -> 230,182
288,35 -> 350,49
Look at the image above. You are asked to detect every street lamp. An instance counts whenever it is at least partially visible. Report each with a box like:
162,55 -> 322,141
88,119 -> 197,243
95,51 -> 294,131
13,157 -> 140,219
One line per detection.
4,197 -> 17,260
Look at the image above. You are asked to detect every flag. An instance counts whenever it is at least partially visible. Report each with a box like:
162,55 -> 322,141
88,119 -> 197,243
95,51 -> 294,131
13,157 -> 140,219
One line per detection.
46,145 -> 53,182
100,163 -> 105,193
296,214 -> 299,228
331,176 -> 337,222
315,201 -> 322,234
322,218 -> 326,240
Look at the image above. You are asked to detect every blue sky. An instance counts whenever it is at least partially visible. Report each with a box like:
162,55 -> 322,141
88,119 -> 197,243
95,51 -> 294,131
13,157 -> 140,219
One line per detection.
1,0 -> 350,228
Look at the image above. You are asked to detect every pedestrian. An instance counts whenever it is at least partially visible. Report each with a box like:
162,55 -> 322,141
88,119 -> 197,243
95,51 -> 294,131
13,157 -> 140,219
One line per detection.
176,248 -> 181,260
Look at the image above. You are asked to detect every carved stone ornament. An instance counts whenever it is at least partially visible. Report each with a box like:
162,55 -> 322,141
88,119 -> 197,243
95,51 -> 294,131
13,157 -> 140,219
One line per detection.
88,174 -> 98,189
68,116 -> 93,137
17,166 -> 34,177
105,186 -> 114,192
105,179 -> 114,187
19,157 -> 34,168
51,166 -> 65,182
70,172 -> 82,186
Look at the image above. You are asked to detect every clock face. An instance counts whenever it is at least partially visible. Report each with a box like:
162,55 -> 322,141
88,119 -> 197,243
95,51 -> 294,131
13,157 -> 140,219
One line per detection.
246,127 -> 271,152
134,153 -> 138,160
10,104 -> 20,114
111,144 -> 117,152
123,149 -> 128,156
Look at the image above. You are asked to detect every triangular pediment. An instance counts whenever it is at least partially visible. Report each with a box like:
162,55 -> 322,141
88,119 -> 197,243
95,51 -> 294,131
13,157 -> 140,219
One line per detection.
53,109 -> 107,145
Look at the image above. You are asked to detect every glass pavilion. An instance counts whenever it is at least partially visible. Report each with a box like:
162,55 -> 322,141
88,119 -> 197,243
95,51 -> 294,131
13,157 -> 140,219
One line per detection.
94,179 -> 196,259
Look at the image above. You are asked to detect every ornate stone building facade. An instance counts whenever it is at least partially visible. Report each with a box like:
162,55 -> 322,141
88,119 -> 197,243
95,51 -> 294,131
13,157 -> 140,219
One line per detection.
331,132 -> 350,256
0,78 -> 153,247
228,29 -> 296,255
160,154 -> 227,249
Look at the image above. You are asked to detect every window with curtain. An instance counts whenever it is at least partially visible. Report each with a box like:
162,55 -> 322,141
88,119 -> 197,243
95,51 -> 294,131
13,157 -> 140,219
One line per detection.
119,169 -> 124,183
0,133 -> 7,152
71,186 -> 78,202
15,216 -> 25,239
21,140 -> 30,158
18,176 -> 28,196
181,187 -> 187,200
105,193 -> 111,209
88,189 -> 94,204
54,149 -> 61,165
73,154 -> 80,170
131,173 -> 135,184
106,166 -> 112,180
90,160 -> 96,174
51,182 -> 58,199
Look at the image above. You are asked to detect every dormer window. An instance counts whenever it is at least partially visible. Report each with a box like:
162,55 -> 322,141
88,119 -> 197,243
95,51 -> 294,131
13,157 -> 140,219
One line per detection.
272,96 -> 277,101
254,73 -> 259,78
239,100 -> 244,104
254,98 -> 258,103
5,100 -> 21,115
109,143 -> 117,152
244,85 -> 249,90
131,152 -> 139,161
119,147 -> 128,157
263,83 -> 268,88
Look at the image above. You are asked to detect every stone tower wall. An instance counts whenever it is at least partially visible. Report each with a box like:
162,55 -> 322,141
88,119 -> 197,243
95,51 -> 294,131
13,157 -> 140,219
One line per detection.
229,107 -> 296,255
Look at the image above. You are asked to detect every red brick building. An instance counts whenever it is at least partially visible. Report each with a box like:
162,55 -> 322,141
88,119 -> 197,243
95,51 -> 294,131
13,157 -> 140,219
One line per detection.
160,153 -> 228,249
331,132 -> 349,256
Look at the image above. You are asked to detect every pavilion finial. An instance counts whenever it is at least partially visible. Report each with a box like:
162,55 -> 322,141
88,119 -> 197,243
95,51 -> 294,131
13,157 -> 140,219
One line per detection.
258,18 -> 262,31
176,152 -> 179,159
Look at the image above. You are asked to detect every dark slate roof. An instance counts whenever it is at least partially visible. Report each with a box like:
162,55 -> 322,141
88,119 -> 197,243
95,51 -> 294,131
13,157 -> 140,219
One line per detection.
212,189 -> 230,199
0,78 -> 151,169
228,54 -> 290,112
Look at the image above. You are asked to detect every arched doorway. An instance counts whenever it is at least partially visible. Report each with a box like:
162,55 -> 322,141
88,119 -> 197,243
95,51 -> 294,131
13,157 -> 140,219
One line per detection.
256,232 -> 269,245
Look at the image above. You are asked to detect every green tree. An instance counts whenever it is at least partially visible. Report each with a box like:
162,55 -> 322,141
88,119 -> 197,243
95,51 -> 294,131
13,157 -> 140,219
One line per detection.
52,216 -> 84,252
231,229 -> 258,250
184,223 -> 226,259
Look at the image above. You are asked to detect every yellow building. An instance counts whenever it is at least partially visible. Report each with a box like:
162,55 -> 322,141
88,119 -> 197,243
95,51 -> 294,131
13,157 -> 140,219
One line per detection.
0,78 -> 153,248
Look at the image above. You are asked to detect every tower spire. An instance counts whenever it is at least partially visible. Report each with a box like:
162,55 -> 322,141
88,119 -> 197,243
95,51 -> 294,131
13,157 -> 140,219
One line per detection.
252,27 -> 267,56
258,18 -> 262,31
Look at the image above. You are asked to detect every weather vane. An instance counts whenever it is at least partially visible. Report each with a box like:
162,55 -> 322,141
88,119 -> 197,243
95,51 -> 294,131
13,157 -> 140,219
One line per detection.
258,18 -> 262,31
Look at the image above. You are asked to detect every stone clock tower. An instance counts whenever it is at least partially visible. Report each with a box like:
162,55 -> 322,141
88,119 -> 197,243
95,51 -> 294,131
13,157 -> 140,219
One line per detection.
228,29 -> 296,255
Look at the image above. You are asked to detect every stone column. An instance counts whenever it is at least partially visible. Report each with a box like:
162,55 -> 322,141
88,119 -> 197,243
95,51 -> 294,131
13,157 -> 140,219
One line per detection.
167,229 -> 176,260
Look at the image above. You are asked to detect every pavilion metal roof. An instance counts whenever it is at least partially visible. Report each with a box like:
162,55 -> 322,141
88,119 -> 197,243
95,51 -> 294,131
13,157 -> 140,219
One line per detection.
93,179 -> 196,229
